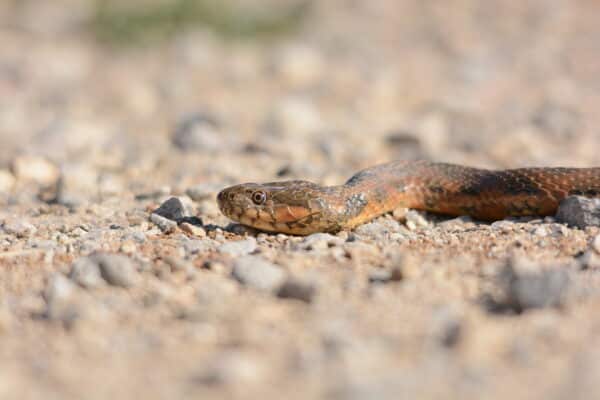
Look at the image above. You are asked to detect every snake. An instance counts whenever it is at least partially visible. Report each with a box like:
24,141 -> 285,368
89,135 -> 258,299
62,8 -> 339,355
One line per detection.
217,160 -> 600,235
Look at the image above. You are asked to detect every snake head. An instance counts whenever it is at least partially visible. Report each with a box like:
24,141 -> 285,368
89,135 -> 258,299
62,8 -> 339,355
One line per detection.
217,181 -> 332,235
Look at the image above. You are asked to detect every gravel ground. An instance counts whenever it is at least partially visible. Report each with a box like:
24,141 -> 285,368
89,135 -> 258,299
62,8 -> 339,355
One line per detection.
3,1 -> 600,399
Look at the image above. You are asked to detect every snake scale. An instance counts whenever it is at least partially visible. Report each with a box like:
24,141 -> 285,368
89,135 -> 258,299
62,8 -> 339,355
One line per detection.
217,160 -> 600,235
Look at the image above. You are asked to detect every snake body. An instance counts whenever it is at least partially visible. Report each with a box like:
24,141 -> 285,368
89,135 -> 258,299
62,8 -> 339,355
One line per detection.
217,160 -> 600,235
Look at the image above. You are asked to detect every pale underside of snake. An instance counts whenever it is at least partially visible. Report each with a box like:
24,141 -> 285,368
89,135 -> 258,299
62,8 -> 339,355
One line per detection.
217,160 -> 600,235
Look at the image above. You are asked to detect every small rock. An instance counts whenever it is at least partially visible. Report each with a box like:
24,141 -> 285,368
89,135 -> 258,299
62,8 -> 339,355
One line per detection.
556,196 -> 600,229
183,238 -> 214,254
152,197 -> 191,221
485,259 -> 570,313
2,220 -> 37,238
405,210 -> 429,230
298,233 -> 344,251
218,238 -> 257,256
70,256 -> 104,288
592,235 -> 600,253
11,155 -> 60,185
368,267 -> 403,284
45,273 -> 79,322
93,253 -> 138,288
119,240 -> 137,254
276,279 -> 316,303
150,213 -> 178,233
353,219 -> 402,238
232,256 -> 286,291
172,112 -> 224,152
180,222 -> 206,237
0,169 -> 15,192
491,220 -> 516,233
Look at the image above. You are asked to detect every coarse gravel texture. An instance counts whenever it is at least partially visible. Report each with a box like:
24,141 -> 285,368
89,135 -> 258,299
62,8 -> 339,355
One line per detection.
3,1 -> 600,399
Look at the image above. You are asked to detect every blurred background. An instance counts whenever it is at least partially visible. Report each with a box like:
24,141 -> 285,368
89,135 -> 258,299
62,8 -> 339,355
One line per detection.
3,1 -> 600,399
2,0 -> 600,205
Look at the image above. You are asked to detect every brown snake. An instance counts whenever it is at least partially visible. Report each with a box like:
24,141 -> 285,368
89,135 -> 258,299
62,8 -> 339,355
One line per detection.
217,160 -> 600,235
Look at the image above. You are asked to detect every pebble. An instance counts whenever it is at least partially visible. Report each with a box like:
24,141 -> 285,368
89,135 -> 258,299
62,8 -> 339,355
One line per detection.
152,197 -> 191,221
119,240 -> 137,254
491,220 -> 516,233
150,213 -> 178,233
0,169 -> 15,192
276,279 -> 316,303
70,256 -> 104,288
98,253 -> 139,287
556,196 -> 600,229
218,238 -> 257,256
45,273 -> 79,322
171,112 -> 224,152
2,220 -> 37,238
180,222 -> 206,237
404,210 -> 429,230
354,219 -> 402,238
368,267 -> 403,284
183,238 -> 214,254
488,260 -> 570,312
11,155 -> 60,185
593,235 -> 600,253
297,233 -> 344,251
533,226 -> 548,237
231,256 -> 286,291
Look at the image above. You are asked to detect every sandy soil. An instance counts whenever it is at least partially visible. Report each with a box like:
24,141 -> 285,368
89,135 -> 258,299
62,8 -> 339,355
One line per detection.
2,1 -> 600,399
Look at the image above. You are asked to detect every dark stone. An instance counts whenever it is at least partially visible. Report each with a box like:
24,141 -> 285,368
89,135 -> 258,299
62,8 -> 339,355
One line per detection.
276,279 -> 316,303
556,196 -> 600,229
152,197 -> 190,221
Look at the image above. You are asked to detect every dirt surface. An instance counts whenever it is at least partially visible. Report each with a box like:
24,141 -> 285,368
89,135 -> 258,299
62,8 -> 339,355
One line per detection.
3,1 -> 600,399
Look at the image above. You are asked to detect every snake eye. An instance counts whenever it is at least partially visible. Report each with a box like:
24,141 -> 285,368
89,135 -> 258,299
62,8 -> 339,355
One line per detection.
251,191 -> 267,205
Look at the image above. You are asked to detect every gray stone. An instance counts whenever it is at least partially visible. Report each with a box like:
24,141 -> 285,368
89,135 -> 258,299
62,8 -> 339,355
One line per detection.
150,213 -> 177,233
70,256 -> 104,288
218,238 -> 257,256
298,233 -> 344,251
486,259 -> 570,313
92,253 -> 139,288
152,197 -> 190,221
276,279 -> 316,303
368,268 -> 403,284
556,196 -> 600,229
183,238 -> 214,254
353,219 -> 404,239
231,256 -> 286,291
45,273 -> 79,322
